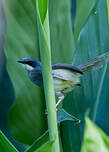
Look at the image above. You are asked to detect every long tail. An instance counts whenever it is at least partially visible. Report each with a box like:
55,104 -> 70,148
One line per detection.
77,52 -> 109,73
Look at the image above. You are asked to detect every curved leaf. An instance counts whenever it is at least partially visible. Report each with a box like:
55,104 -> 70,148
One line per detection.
0,131 -> 18,152
38,0 -> 48,23
34,141 -> 54,152
74,0 -> 96,43
36,0 -> 60,151
26,131 -> 49,152
49,0 -> 75,63
58,109 -> 80,123
3,0 -> 75,146
81,118 -> 109,152
3,0 -> 47,145
61,0 -> 109,151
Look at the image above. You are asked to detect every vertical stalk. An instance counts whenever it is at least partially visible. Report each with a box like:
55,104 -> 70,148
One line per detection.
106,0 -> 109,30
36,1 -> 60,152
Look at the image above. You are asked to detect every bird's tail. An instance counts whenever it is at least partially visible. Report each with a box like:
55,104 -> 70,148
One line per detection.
77,52 -> 109,73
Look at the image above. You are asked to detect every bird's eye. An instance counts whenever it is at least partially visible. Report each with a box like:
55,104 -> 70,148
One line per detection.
27,61 -> 33,65
26,61 -> 36,67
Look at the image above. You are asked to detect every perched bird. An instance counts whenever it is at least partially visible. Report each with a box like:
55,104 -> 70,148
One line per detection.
17,52 -> 109,107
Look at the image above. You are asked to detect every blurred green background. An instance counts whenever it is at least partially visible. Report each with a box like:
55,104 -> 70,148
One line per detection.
0,0 -> 109,151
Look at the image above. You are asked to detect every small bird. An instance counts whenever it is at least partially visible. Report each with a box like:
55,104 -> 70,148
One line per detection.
17,52 -> 109,107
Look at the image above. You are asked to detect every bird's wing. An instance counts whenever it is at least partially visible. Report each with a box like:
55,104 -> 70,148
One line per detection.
52,63 -> 83,81
52,63 -> 83,74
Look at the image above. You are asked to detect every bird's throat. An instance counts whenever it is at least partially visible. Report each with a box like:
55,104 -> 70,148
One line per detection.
22,64 -> 34,71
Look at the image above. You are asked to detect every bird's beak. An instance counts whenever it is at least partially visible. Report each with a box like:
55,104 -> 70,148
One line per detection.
16,60 -> 25,64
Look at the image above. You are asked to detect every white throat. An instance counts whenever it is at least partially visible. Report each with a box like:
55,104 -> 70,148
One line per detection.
22,64 -> 34,71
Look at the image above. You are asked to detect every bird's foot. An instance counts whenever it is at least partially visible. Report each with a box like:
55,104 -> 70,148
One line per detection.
56,94 -> 64,107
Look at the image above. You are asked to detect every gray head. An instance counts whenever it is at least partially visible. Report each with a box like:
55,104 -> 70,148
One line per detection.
17,57 -> 41,71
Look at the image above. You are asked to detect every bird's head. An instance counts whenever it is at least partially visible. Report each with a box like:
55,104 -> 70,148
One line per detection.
17,57 -> 41,71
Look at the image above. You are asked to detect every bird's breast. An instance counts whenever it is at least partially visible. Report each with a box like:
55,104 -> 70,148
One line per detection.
28,70 -> 43,87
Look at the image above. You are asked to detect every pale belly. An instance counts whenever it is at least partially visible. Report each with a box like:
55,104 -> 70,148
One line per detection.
53,76 -> 80,93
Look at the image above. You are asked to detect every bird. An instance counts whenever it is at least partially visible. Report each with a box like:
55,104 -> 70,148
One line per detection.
17,52 -> 109,107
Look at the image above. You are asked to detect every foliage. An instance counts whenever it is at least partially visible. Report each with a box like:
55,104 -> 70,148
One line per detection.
33,141 -> 54,152
61,0 -> 109,151
36,0 -> 60,151
81,118 -> 109,152
0,130 -> 18,152
3,0 -> 47,145
106,0 -> 109,29
73,0 -> 96,44
0,0 -> 109,152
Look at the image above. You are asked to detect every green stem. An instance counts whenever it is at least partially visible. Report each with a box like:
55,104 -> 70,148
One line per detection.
36,2 -> 60,152
106,0 -> 109,30
92,64 -> 107,122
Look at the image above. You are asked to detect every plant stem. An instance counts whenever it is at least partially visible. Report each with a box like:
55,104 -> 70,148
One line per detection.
106,0 -> 109,30
36,2 -> 60,152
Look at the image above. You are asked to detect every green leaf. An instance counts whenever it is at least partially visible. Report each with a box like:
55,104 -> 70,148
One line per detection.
3,0 -> 75,146
57,108 -> 80,123
26,108 -> 80,152
61,0 -> 109,151
106,0 -> 109,29
26,131 -> 49,152
34,141 -> 54,152
36,0 -> 60,151
38,0 -> 48,23
3,0 -> 47,145
0,130 -> 18,152
49,0 -> 75,63
81,118 -> 109,152
74,0 -> 96,43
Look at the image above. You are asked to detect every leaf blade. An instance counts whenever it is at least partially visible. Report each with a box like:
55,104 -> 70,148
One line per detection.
0,130 -> 18,152
34,141 -> 54,152
3,0 -> 47,145
38,0 -> 48,23
81,118 -> 109,152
